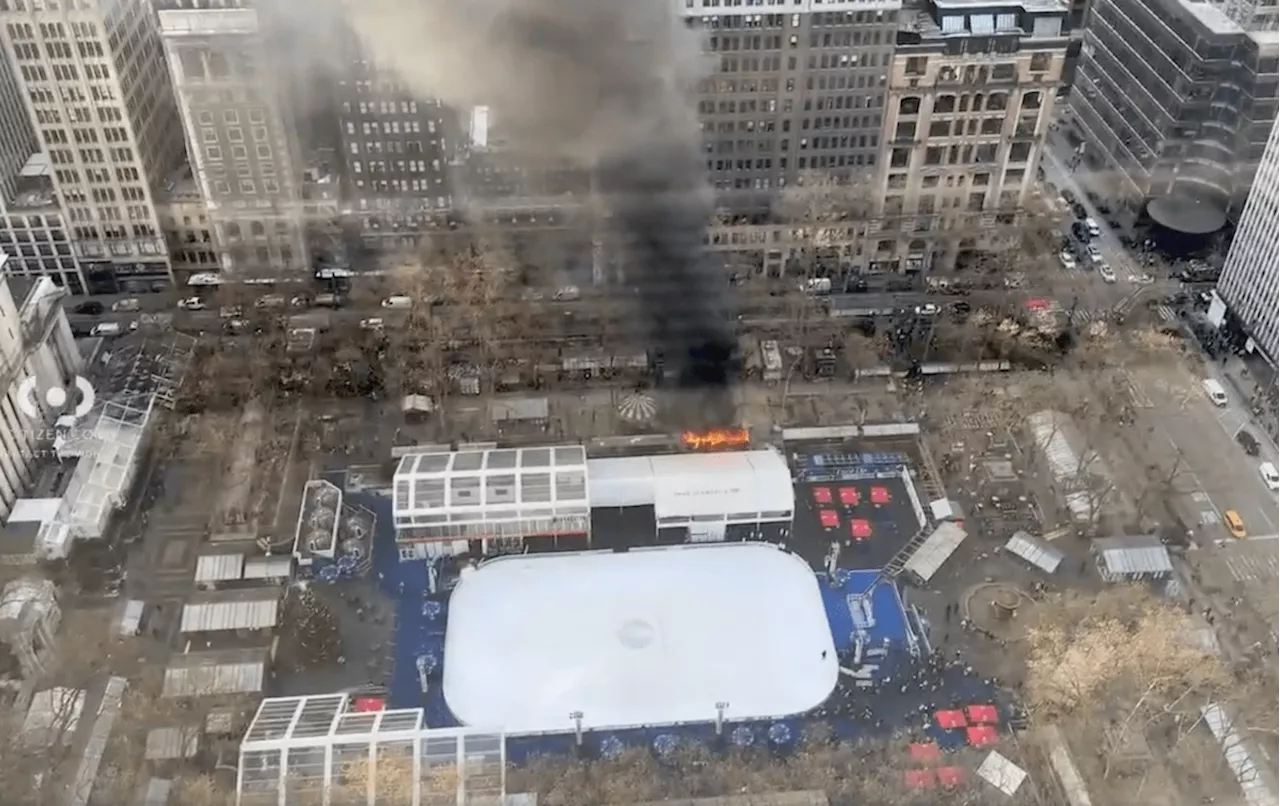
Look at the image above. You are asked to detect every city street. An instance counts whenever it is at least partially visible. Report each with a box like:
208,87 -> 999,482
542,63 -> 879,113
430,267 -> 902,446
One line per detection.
1117,354 -> 1278,546
1039,136 -> 1172,322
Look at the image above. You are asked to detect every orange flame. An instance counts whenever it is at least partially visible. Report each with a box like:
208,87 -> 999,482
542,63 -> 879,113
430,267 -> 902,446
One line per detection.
682,427 -> 750,451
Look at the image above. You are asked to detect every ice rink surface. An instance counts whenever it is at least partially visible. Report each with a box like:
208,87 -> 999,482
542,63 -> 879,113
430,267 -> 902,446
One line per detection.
443,543 -> 839,734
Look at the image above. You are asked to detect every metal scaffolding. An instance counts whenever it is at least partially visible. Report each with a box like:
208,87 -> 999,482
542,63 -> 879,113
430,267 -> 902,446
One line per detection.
49,395 -> 154,552
237,694 -> 506,806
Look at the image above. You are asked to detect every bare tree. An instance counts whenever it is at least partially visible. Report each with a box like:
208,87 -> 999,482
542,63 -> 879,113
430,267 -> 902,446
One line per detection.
1024,587 -> 1277,805
511,737 -> 1020,806
776,169 -> 873,279
1023,587 -> 1232,728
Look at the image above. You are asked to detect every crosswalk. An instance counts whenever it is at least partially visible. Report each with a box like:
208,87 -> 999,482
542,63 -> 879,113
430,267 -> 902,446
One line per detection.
1068,308 -> 1108,327
1153,304 -> 1178,324
1120,369 -> 1154,408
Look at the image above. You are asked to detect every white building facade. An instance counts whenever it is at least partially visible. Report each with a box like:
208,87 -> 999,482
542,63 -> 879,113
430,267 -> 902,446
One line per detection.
1215,116 -> 1279,368
0,267 -> 82,519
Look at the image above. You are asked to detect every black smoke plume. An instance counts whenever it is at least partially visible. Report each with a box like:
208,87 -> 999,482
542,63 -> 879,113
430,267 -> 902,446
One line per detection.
342,0 -> 738,421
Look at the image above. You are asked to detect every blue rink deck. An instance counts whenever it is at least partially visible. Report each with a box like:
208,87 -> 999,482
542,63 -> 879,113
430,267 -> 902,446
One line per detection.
366,495 -> 997,760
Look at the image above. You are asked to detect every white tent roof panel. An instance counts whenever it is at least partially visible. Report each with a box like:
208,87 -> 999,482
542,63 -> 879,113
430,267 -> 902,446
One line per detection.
651,450 -> 793,522
586,456 -> 658,508
1004,531 -> 1064,574
393,445 -> 588,521
180,593 -> 279,632
588,450 -> 794,521
903,522 -> 968,583
163,650 -> 268,698
977,750 -> 1028,796
194,553 -> 245,583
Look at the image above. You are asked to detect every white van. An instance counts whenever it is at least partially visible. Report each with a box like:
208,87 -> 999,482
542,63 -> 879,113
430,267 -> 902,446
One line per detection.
381,295 -> 412,309
801,277 -> 833,295
1201,378 -> 1229,407
90,322 -> 122,337
1260,462 -> 1279,492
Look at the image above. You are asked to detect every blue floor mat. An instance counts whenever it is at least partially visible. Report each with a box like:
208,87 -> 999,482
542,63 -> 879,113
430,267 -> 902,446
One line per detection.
367,520 -> 1003,758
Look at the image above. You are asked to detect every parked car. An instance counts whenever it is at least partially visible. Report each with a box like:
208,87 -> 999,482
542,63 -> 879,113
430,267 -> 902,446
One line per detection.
177,297 -> 205,311
111,298 -> 140,312
90,322 -> 122,336
359,317 -> 384,330
74,301 -> 105,315
255,294 -> 285,309
914,303 -> 941,317
1260,461 -> 1279,492
1084,217 -> 1102,237
1236,429 -> 1261,456
1059,250 -> 1077,270
382,295 -> 413,308
219,305 -> 243,319
1086,243 -> 1103,262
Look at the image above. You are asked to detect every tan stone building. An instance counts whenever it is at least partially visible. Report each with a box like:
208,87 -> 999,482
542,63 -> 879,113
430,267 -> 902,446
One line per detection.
700,1 -> 1068,280
873,0 -> 1067,272
155,163 -> 218,283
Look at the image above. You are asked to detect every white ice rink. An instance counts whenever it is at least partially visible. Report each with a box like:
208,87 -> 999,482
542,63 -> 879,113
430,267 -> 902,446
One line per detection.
443,543 -> 838,735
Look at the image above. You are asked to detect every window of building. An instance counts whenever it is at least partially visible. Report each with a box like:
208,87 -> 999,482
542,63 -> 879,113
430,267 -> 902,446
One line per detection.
205,145 -> 222,161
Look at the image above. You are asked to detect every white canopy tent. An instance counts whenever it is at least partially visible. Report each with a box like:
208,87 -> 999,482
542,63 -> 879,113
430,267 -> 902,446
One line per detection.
587,448 -> 794,527
392,446 -> 590,546
237,694 -> 506,806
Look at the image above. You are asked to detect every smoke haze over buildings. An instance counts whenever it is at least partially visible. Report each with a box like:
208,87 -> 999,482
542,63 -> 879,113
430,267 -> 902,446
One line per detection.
343,0 -> 740,421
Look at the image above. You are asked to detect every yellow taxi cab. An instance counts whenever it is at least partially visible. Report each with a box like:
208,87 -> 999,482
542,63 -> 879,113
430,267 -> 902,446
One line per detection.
1223,510 -> 1247,539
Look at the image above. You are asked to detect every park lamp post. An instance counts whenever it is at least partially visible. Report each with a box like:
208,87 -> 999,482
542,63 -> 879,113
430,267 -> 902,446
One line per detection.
570,711 -> 584,747
715,702 -> 729,737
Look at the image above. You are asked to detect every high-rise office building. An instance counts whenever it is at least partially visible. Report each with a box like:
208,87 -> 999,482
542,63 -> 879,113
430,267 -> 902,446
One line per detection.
333,33 -> 456,259
0,0 -> 184,294
1213,115 -> 1278,367
1217,0 -> 1279,34
0,40 -> 36,207
157,0 -> 309,278
1068,0 -> 1279,228
685,1 -> 900,212
0,46 -> 82,292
